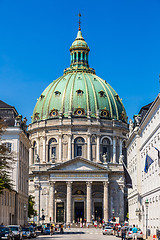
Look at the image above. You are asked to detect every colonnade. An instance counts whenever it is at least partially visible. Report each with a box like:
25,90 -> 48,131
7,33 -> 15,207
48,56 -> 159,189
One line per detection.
48,181 -> 109,224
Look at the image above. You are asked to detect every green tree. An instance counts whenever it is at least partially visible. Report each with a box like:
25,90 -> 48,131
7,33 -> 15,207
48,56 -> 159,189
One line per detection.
0,120 -> 15,193
28,195 -> 37,218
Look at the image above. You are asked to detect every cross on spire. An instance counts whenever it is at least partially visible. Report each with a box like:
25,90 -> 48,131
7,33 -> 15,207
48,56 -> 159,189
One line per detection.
78,12 -> 81,31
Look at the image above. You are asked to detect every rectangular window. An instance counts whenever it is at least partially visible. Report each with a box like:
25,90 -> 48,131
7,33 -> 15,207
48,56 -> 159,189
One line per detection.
51,146 -> 56,157
4,142 -> 12,152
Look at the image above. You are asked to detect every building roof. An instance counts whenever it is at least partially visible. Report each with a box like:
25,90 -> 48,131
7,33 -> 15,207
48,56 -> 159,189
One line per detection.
0,100 -> 13,108
32,29 -> 127,123
139,102 -> 153,120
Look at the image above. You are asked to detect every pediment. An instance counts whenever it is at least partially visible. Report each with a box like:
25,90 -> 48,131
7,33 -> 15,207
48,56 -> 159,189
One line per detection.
48,157 -> 107,172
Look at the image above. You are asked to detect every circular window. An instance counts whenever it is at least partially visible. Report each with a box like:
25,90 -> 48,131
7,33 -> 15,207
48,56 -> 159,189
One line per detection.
77,110 -> 82,115
52,111 -> 56,116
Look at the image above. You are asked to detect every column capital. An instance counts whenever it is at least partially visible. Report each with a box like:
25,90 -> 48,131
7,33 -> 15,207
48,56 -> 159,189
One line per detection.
34,183 -> 40,190
49,181 -> 56,186
66,181 -> 73,186
103,181 -> 109,187
86,181 -> 92,187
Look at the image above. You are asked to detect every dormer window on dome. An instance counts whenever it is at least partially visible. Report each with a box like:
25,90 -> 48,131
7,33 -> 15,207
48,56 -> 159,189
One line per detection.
74,107 -> 85,116
50,108 -> 58,117
98,90 -> 105,97
55,91 -> 61,96
101,109 -> 110,118
76,89 -> 84,96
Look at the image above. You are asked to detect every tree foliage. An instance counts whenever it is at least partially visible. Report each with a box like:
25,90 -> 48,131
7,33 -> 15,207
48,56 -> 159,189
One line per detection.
28,195 -> 37,218
0,120 -> 15,193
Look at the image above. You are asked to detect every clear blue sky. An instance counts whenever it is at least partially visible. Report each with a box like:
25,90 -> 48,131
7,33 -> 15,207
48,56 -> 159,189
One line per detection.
0,0 -> 160,124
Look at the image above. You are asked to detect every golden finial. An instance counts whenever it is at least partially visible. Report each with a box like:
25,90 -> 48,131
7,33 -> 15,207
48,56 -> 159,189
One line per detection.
78,12 -> 81,31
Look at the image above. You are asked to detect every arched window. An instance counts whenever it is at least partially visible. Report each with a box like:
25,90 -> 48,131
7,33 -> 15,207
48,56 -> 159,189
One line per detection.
83,52 -> 85,61
32,141 -> 37,163
48,138 -> 57,162
78,52 -> 81,62
102,138 -> 110,162
74,137 -> 85,157
86,53 -> 88,63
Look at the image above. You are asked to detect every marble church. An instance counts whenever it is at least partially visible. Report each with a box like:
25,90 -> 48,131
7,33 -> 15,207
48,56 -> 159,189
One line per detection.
28,23 -> 129,224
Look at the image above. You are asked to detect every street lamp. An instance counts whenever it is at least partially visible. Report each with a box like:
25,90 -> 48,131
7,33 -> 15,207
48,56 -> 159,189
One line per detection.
41,208 -> 45,225
112,208 -> 115,221
36,154 -> 41,224
145,199 -> 149,239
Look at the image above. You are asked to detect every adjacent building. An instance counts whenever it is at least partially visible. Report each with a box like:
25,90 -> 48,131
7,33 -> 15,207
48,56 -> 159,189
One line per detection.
127,94 -> 160,236
28,27 -> 129,224
0,100 -> 30,225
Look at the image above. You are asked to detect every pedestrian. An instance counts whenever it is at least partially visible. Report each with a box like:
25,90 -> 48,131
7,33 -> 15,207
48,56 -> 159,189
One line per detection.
113,225 -> 116,235
68,223 -> 71,230
132,224 -> 138,240
60,224 -> 63,233
121,227 -> 126,240
50,225 -> 54,236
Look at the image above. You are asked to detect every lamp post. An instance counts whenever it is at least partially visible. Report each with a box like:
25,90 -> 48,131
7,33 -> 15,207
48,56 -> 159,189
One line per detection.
145,199 -> 149,239
36,154 -> 41,224
42,208 -> 44,225
112,208 -> 115,221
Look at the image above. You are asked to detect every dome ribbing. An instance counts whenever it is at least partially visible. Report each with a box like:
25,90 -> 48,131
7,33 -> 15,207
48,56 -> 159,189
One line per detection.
32,30 -> 127,123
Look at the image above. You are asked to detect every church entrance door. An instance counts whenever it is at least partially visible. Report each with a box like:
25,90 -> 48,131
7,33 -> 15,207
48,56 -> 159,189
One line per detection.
94,202 -> 102,222
56,202 -> 64,223
75,202 -> 84,222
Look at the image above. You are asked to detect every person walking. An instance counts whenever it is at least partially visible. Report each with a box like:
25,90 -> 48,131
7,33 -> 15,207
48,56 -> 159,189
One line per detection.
121,226 -> 127,240
132,225 -> 138,240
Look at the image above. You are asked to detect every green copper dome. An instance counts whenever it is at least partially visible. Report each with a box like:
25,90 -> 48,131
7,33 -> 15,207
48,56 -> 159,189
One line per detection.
32,30 -> 127,123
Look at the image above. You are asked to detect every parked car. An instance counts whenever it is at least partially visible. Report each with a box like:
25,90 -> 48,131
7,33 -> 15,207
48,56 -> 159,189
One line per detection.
21,228 -> 31,239
0,227 -> 14,240
7,226 -> 22,240
126,227 -> 143,239
43,228 -> 50,235
102,226 -> 113,235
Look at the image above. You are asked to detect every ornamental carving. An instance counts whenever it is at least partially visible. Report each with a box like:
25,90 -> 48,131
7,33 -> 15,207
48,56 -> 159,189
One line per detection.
34,112 -> 39,120
120,111 -> 126,121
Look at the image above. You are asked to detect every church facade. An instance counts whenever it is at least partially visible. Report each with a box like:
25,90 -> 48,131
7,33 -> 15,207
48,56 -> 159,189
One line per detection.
28,26 -> 128,224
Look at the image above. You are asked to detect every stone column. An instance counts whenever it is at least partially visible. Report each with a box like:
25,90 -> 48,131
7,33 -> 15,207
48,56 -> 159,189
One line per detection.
87,135 -> 91,160
29,148 -> 33,165
59,135 -> 62,162
37,138 -> 39,159
49,182 -> 55,223
96,135 -> 100,162
113,137 -> 116,163
119,138 -> 123,156
86,181 -> 92,223
119,184 -> 124,222
68,134 -> 72,160
103,181 -> 109,222
34,183 -> 40,223
66,181 -> 72,224
43,138 -> 46,163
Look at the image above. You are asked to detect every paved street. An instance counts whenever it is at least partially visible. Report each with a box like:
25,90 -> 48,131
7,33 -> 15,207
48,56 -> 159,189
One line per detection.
37,228 -> 118,240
